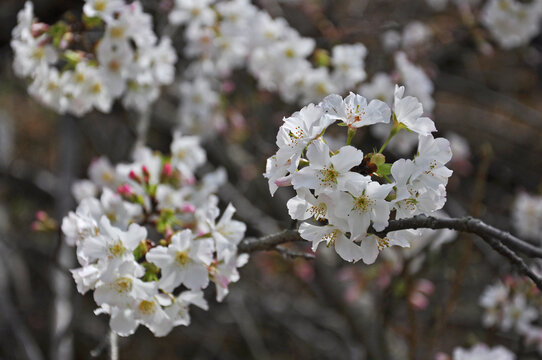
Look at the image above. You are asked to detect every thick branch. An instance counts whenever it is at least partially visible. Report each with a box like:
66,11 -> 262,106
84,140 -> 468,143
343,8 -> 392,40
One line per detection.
239,215 -> 542,259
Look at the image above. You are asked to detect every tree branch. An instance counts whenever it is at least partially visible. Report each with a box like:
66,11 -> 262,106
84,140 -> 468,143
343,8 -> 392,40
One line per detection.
239,215 -> 542,258
238,215 -> 542,289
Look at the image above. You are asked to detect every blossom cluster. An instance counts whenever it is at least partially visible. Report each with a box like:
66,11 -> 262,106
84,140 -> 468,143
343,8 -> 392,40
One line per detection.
512,192 -> 542,243
61,133 -> 247,336
480,274 -> 542,354
481,0 -> 542,49
170,0 -> 368,134
265,86 -> 452,264
11,0 -> 176,115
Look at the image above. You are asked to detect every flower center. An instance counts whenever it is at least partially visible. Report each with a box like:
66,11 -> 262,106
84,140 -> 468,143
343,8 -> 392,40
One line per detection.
113,277 -> 132,293
108,240 -> 126,257
110,26 -> 125,39
318,166 -> 339,186
353,194 -> 374,213
138,300 -> 156,315
94,0 -> 107,12
176,251 -> 190,265
322,229 -> 339,246
308,202 -> 327,220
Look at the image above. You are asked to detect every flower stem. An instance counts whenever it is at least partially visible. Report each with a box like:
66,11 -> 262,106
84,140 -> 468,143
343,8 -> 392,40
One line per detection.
346,128 -> 357,145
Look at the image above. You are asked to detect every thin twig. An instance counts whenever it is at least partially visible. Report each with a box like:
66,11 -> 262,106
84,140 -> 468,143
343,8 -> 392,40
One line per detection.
109,331 -> 118,360
275,245 -> 315,260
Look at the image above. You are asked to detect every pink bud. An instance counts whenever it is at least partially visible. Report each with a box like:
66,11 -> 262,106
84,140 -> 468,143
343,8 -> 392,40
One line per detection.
196,230 -> 207,237
142,166 -> 150,177
274,175 -> 292,188
221,80 -> 235,93
31,222 -> 42,232
163,163 -> 173,177
36,210 -> 47,222
409,292 -> 429,310
181,204 -> 196,213
415,279 -> 435,296
129,170 -> 141,183
117,184 -> 133,196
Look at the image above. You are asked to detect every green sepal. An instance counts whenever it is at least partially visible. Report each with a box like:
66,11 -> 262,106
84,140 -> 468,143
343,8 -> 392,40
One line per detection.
48,21 -> 68,48
142,262 -> 160,282
133,240 -> 148,261
82,14 -> 102,29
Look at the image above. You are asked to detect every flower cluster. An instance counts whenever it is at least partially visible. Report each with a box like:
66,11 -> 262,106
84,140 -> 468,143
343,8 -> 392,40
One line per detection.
481,0 -> 542,49
512,192 -> 542,243
265,86 -> 452,264
170,0 -> 367,134
480,274 -> 542,354
62,133 -> 247,336
11,0 -> 176,115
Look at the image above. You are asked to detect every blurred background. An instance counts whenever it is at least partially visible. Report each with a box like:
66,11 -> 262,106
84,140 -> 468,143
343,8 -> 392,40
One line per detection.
1,0 -> 542,359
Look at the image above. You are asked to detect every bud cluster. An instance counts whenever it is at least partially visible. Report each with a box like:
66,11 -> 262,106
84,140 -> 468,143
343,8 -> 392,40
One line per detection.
265,86 -> 452,264
62,133 -> 247,336
11,0 -> 176,115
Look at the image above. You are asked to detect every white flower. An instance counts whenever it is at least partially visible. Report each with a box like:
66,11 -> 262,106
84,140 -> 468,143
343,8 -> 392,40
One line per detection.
298,222 -> 364,263
275,103 -> 334,173
330,43 -> 367,89
393,85 -> 436,135
12,39 -> 58,78
292,141 -> 366,195
196,197 -> 246,260
164,290 -> 208,326
89,156 -> 118,189
146,230 -> 214,291
335,181 -> 394,239
512,192 -> 542,242
81,216 -> 146,280
501,294 -> 538,333
412,134 -> 453,191
170,132 -> 206,179
12,1 -> 34,42
481,0 -> 542,49
395,52 -> 435,113
402,21 -> 432,49
72,180 -> 98,203
169,0 -> 216,27
452,343 -> 515,360
210,252 -> 248,302
93,261 -> 154,309
359,72 -> 395,104
83,0 -> 124,20
321,92 -> 391,128
71,264 -> 101,294
287,188 -> 335,222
